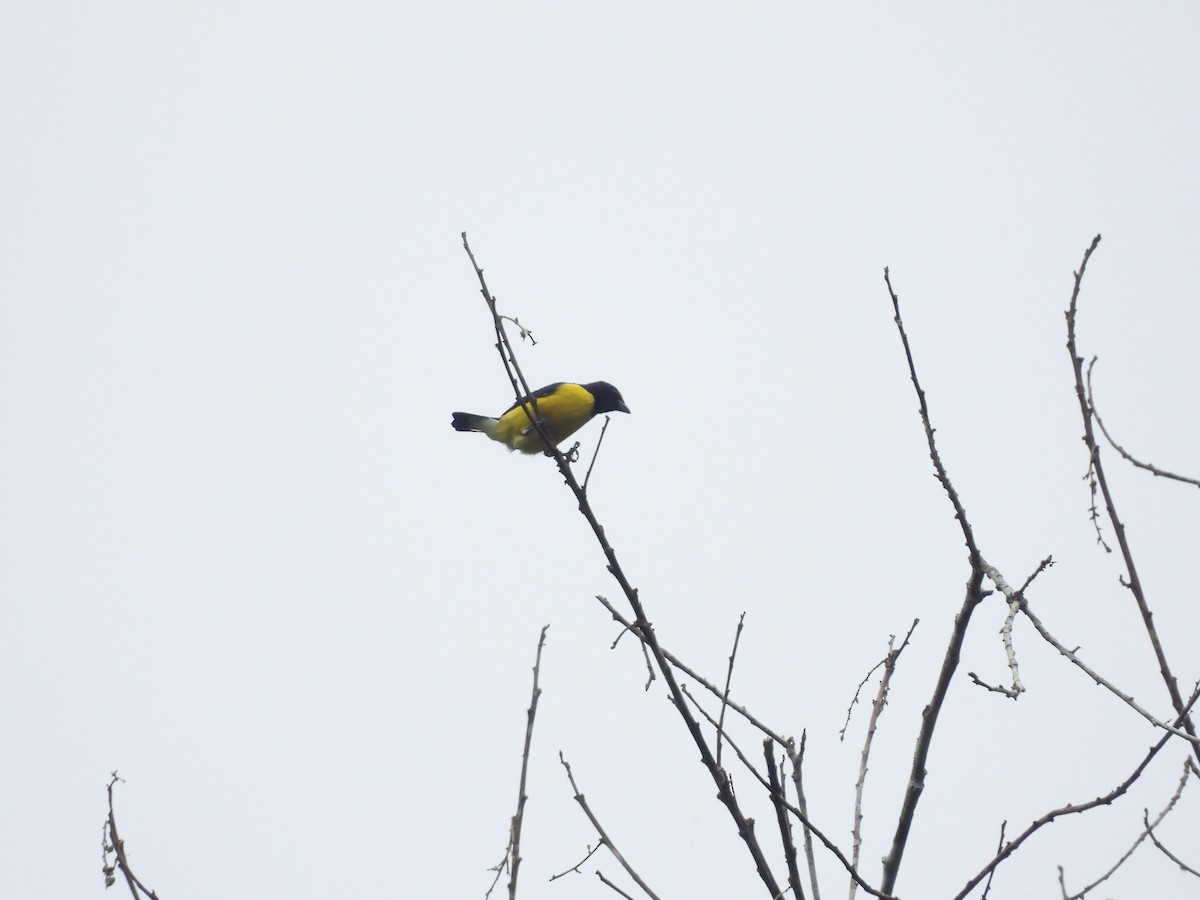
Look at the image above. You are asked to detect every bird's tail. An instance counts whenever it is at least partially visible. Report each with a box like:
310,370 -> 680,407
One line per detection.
451,412 -> 498,435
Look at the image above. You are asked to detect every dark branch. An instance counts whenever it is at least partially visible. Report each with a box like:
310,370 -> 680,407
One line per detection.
953,683 -> 1200,900
765,744 -> 806,900
504,625 -> 550,900
560,753 -> 663,900
103,773 -> 161,900
880,268 -> 987,894
717,612 -> 747,769
1087,358 -> 1200,489
1063,234 -> 1200,767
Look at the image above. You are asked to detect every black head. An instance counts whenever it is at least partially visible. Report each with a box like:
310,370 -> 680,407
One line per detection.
585,381 -> 630,415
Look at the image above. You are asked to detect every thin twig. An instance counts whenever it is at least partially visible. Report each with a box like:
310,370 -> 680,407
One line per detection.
582,416 -> 612,493
980,821 -> 1005,900
974,562 -> 1193,741
560,753 -> 663,900
1059,754 -> 1195,898
789,733 -> 822,900
1064,234 -> 1200,767
499,315 -> 536,344
483,851 -> 509,898
881,268 -> 987,896
595,595 -> 788,745
973,556 -> 1053,696
549,844 -> 601,882
850,624 -> 916,900
717,613 -> 747,769
1087,358 -> 1200,489
502,625 -> 550,900
839,658 -> 888,742
606,611 -> 656,690
1082,452 -> 1112,553
639,637 -> 656,691
596,870 -> 642,900
1016,593 -> 1197,746
1145,815 -> 1200,879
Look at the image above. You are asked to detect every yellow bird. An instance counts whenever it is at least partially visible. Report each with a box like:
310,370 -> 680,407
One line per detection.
451,381 -> 630,454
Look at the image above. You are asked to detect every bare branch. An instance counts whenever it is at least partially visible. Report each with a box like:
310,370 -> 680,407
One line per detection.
676,696 -> 892,897
499,626 -> 549,899
595,608 -> 901,899
464,238 -> 784,897
595,595 -> 789,746
596,870 -> 643,900
605,594 -> 881,895
560,753 -> 663,900
839,659 -> 887,743
549,844 -> 601,883
980,821 -> 1006,900
788,734 -> 823,900
1056,865 -> 1070,899
775,777 -> 897,899
717,612 -> 748,769
461,233 -> 557,459
883,268 -> 982,561
1082,453 -> 1113,553
968,559 -> 1046,698
680,684 -> 773,790
952,682 -> 1200,900
582,416 -> 612,493
103,773 -> 160,900
881,268 -> 988,895
1087,358 -> 1200,489
765,743 -> 806,900
483,851 -> 509,898
607,612 -> 657,691
499,314 -> 536,344
1063,234 -> 1200,767
850,624 -> 916,900
1017,593 -> 1198,746
1060,754 -> 1196,898
1145,815 -> 1200,879
973,555 -> 1193,742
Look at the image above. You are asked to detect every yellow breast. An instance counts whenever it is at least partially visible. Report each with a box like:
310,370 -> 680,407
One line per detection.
494,383 -> 597,453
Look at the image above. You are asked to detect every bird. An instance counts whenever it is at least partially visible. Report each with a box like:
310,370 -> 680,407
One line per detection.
451,381 -> 630,454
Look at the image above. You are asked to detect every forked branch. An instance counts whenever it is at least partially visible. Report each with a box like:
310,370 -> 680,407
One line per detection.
1064,234 -> 1200,766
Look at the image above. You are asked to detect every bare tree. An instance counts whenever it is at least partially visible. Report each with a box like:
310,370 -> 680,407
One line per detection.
465,233 -> 1199,900
100,236 -> 1199,899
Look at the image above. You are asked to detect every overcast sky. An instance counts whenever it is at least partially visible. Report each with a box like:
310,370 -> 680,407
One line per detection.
3,4 -> 1199,898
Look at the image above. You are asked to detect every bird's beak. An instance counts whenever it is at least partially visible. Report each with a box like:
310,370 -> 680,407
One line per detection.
615,399 -> 630,414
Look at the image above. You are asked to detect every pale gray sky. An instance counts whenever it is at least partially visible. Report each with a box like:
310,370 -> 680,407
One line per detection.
3,4 -> 1198,898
